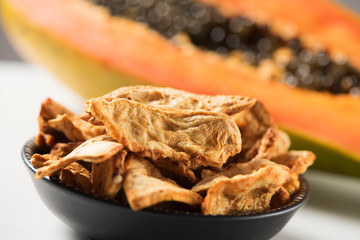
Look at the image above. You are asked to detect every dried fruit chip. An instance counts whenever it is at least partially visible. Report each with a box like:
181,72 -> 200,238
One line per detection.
201,164 -> 290,215
270,187 -> 291,209
231,102 -> 273,155
283,175 -> 301,195
63,135 -> 122,162
50,142 -> 82,157
123,154 -> 203,211
38,98 -> 74,120
34,135 -> 123,179
48,114 -> 87,142
192,158 -> 284,194
102,85 -> 256,115
36,98 -> 74,149
91,150 -> 127,199
244,127 -> 290,161
84,98 -> 242,168
70,115 -> 107,139
37,98 -> 106,148
151,158 -> 198,186
31,153 -> 60,169
59,162 -> 92,193
272,151 -> 315,194
272,150 -> 316,175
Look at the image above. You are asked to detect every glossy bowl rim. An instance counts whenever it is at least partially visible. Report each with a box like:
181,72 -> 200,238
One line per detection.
22,137 -> 310,221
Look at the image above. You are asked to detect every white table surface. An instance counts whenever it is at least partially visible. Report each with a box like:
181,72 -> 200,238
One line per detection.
0,61 -> 359,240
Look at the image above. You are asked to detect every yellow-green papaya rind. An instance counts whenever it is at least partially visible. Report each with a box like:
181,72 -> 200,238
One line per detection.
285,127 -> 360,178
1,0 -> 148,98
2,0 -> 360,178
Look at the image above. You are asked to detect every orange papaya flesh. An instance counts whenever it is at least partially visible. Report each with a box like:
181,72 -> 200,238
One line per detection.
210,0 -> 360,70
2,0 -> 360,177
88,0 -> 360,95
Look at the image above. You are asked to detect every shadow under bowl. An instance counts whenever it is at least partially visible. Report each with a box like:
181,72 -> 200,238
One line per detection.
22,138 -> 310,240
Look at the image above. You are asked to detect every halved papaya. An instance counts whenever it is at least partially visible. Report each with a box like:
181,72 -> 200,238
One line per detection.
1,0 -> 360,177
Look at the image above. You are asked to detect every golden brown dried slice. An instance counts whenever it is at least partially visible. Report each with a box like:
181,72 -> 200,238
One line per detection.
48,114 -> 106,142
36,98 -> 74,149
85,98 -> 242,168
125,154 -> 177,184
36,133 -> 57,150
72,115 -> 107,139
201,164 -> 289,215
39,98 -> 74,120
272,151 -> 316,175
231,102 -> 274,154
33,135 -> 123,179
50,142 -> 82,157
37,98 -> 106,149
123,154 -> 203,211
223,158 -> 281,177
48,114 -> 87,142
31,153 -> 60,169
151,158 -> 198,186
102,85 -> 256,115
256,128 -> 290,159
192,158 -> 282,194
244,127 -> 290,161
59,162 -> 92,193
272,151 -> 316,194
91,150 -> 127,199
283,175 -> 301,196
191,175 -> 228,195
270,187 -> 291,209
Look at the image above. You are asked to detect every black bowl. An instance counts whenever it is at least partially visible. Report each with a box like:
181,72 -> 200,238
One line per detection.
22,138 -> 309,240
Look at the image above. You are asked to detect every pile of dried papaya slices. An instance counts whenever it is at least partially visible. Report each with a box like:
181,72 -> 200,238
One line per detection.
31,86 -> 315,215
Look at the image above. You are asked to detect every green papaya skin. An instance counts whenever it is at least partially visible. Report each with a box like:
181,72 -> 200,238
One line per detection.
286,127 -> 360,178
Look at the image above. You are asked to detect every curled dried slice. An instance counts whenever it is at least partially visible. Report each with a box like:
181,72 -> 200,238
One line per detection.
256,128 -> 290,159
48,114 -> 87,142
123,154 -> 203,211
37,98 -> 106,148
85,98 -> 242,168
50,142 -> 82,157
191,175 -> 228,195
62,135 -> 121,162
91,150 -> 127,199
244,127 -> 290,161
71,115 -> 107,139
270,187 -> 291,209
283,175 -> 301,195
201,164 -> 289,215
36,98 -> 74,148
231,102 -> 274,155
31,154 -> 60,169
101,85 -> 256,115
151,158 -> 198,186
39,98 -> 74,120
33,135 -> 123,179
272,151 -> 316,194
125,154 -> 177,184
192,158 -> 282,194
48,114 -> 106,142
272,151 -> 316,175
59,162 -> 92,193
